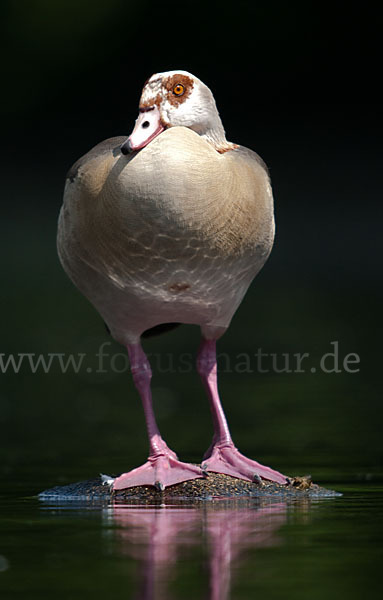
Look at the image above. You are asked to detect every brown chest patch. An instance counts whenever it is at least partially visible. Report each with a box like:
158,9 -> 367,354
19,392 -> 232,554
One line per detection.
163,74 -> 194,106
168,282 -> 191,294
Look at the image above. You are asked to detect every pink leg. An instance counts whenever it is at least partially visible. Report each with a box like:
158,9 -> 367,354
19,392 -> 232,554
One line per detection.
113,343 -> 203,491
197,339 -> 287,485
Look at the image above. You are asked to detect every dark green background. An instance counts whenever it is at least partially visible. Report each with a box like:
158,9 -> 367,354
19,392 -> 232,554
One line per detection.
1,0 -> 381,491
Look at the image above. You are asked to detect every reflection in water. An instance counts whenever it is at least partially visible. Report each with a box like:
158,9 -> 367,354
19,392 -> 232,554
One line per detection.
104,500 -> 293,600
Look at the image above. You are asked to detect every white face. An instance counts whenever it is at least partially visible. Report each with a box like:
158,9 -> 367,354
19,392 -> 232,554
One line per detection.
124,70 -> 223,153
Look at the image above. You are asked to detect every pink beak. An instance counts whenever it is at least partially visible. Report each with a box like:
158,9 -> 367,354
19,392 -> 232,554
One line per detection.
121,105 -> 165,154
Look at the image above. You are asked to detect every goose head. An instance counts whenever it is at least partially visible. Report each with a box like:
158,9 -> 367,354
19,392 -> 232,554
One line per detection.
121,70 -> 236,155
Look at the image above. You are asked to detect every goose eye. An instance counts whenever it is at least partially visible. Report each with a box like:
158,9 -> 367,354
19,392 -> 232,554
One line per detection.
173,84 -> 185,96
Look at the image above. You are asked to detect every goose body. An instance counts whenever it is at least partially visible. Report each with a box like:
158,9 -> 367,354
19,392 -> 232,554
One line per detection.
58,71 -> 287,489
58,127 -> 274,343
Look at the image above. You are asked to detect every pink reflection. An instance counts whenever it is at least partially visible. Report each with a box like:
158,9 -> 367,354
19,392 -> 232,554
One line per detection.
107,500 -> 287,600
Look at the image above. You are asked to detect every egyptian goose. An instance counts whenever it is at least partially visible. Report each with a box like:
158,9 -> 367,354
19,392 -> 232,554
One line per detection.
57,70 -> 287,490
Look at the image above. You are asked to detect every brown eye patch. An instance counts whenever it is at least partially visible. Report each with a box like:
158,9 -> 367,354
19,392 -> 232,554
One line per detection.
164,74 -> 194,106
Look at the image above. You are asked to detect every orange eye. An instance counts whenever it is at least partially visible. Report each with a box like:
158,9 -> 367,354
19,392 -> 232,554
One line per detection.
173,84 -> 185,96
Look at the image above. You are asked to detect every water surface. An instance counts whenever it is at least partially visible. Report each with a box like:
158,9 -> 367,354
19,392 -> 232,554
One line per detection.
0,477 -> 382,599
